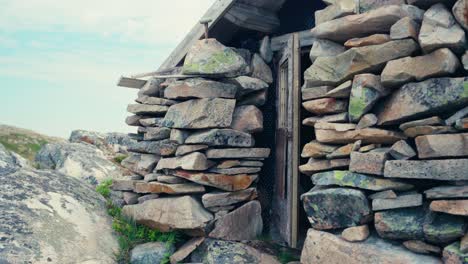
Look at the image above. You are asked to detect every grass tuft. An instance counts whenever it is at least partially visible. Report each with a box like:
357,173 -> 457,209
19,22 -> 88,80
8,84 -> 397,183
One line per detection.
113,154 -> 128,164
96,180 -> 181,263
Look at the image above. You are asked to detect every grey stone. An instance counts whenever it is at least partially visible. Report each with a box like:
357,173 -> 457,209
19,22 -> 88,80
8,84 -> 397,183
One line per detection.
305,39 -> 418,87
369,190 -> 398,200
164,78 -> 238,100
138,77 -> 163,97
302,86 -> 334,100
237,89 -> 267,106
303,98 -> 348,115
121,153 -> 160,176
377,77 -> 468,125
403,240 -> 441,255
372,194 -> 423,211
375,207 -> 426,240
299,159 -> 350,175
356,114 -> 378,129
156,152 -> 214,171
161,98 -> 236,129
425,185 -> 468,199
123,192 -> 139,205
170,170 -> 258,192
419,3 -> 467,54
231,105 -> 263,133
315,0 -> 356,25
228,76 -> 268,96
423,212 -> 467,244
453,0 -> 468,31
309,39 -> 345,63
170,237 -> 205,264
384,159 -> 468,181
416,133 -> 468,159
139,117 -> 163,127
128,139 -> 178,156
127,104 -> 168,116
206,148 -> 271,159
137,194 -> 159,204
302,113 -> 348,127
170,129 -> 190,144
185,129 -> 254,147
126,115 -> 143,126
156,175 -> 187,184
446,106 -> 468,125
143,127 -> 171,141
344,34 -> 392,48
443,242 -> 468,263
134,181 -> 206,195
389,140 -> 416,160
350,149 -> 389,175
202,188 -> 258,208
175,145 -> 208,156
390,17 -> 420,40
209,167 -> 261,175
259,36 -> 273,63
326,81 -> 352,98
136,96 -> 177,106
130,242 -> 175,264
315,127 -> 406,144
358,0 -> 406,13
183,39 -> 248,77
400,116 -> 444,130
209,201 -> 263,241
251,53 -> 273,84
348,74 -> 387,122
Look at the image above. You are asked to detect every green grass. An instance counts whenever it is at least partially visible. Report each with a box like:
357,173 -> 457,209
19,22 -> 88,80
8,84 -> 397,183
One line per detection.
96,180 -> 182,264
113,154 -> 128,164
277,250 -> 300,264
0,133 -> 49,162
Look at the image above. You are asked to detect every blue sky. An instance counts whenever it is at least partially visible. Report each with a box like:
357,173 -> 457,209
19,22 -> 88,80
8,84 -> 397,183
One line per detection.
0,0 -> 214,137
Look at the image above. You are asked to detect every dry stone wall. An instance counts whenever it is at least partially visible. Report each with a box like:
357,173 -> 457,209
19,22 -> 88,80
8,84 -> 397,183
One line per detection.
301,1 -> 468,263
113,39 -> 274,249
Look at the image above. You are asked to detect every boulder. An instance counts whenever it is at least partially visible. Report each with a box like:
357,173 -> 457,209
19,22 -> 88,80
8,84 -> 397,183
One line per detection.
143,127 -> 171,141
130,242 -> 175,264
419,3 -> 467,54
374,207 -> 426,240
315,121 -> 356,131
303,98 -> 348,115
162,98 -> 236,129
311,5 -> 424,42
126,115 -> 143,126
301,188 -> 371,230
301,140 -> 338,158
135,96 -> 176,106
416,133 -> 468,159
430,200 -> 468,216
309,39 -> 345,62
423,212 -> 467,243
0,144 -> 118,263
349,74 -> 387,122
425,186 -> 468,199
191,239 -> 280,264
127,104 -> 168,116
315,127 -> 406,144
156,152 -> 214,171
389,140 -> 417,160
384,159 -> 468,181
301,229 -> 441,264
202,188 -> 258,208
299,158 -> 350,175
231,105 -> 264,133
170,237 -> 205,264
381,48 -> 460,88
185,129 -> 254,147
403,241 -> 441,255
35,142 -> 124,185
164,78 -> 238,100
183,39 -> 248,77
122,196 -> 213,234
128,139 -> 178,156
175,144 -> 208,156
372,194 -> 423,211
350,149 -> 389,175
170,170 -> 257,191
206,148 -> 271,159
123,192 -> 140,205
134,181 -> 205,194
344,34 -> 391,48
443,242 -> 468,264
312,170 -> 413,191
305,39 -> 418,86
341,225 -> 370,242
377,77 -> 468,125
121,153 -> 160,176
390,17 -> 420,40
209,201 -> 263,241
251,54 -> 273,84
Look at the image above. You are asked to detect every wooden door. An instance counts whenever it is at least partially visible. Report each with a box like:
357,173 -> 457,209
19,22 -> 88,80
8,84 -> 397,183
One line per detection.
273,33 -> 301,248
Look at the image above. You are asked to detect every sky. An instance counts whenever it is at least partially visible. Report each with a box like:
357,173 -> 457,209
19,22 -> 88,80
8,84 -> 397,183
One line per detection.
0,0 -> 215,138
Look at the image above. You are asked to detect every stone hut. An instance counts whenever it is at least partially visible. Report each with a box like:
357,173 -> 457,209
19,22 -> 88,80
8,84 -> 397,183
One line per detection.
115,0 -> 468,263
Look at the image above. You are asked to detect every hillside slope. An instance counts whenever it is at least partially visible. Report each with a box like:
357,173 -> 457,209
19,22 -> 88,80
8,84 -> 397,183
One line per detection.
0,124 -> 64,162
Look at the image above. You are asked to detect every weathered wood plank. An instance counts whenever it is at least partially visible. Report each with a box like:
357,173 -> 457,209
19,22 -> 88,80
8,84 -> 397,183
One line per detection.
225,3 -> 280,33
271,30 -> 316,51
117,77 -> 147,89
158,0 -> 237,71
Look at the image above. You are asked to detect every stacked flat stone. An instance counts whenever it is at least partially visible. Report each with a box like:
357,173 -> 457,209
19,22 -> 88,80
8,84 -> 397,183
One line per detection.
301,1 -> 468,263
112,38 -> 272,244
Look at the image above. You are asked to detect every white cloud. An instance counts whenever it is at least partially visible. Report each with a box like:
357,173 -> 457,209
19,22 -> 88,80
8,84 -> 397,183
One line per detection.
0,0 -> 215,45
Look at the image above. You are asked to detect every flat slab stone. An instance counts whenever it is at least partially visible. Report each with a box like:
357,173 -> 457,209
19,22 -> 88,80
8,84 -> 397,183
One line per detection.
134,182 -> 205,195
403,240 -> 441,255
430,200 -> 468,216
302,141 -> 338,158
348,74 -> 387,122
121,153 -> 160,176
341,225 -> 370,242
209,201 -> 263,241
185,129 -> 254,147
315,127 -> 406,144
423,212 -> 467,244
369,190 -> 397,200
416,133 -> 468,159
164,78 -> 238,100
156,152 -> 214,171
156,175 -> 187,184
209,167 -> 261,175
443,242 -> 468,264
303,113 -> 349,127
143,127 -> 171,141
312,170 -> 413,191
326,80 -> 352,98
310,5 -> 423,42
215,160 -> 263,169
301,188 -> 371,230
389,140 -> 416,160
183,39 -> 247,77
175,145 -> 209,156
128,139 -> 178,156
302,86 -> 334,100
299,158 -> 350,175
384,159 -> 468,181
390,17 -> 420,40
170,170 -> 257,191
374,207 -> 425,240
231,105 -> 263,133
170,237 -> 205,264
228,76 -> 268,96
356,113 -> 378,129
425,186 -> 468,199
372,194 -> 423,211
202,188 -> 257,208
350,149 -> 389,175
446,106 -> 468,125
161,98 -> 236,129
136,96 -> 177,106
453,0 -> 468,30
122,196 -> 213,234
127,104 -> 168,116
403,125 -> 457,138
305,39 -> 418,87
205,148 -> 270,159
139,117 -> 163,127
303,98 -> 348,115
377,77 -> 468,125
381,48 -> 460,88
399,116 -> 444,131
309,39 -> 345,62
344,34 -> 391,48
